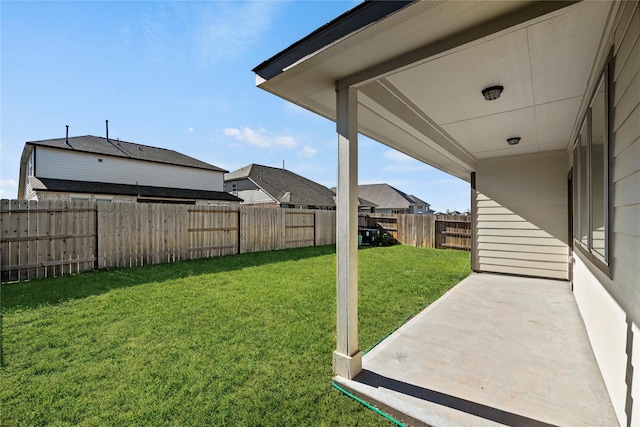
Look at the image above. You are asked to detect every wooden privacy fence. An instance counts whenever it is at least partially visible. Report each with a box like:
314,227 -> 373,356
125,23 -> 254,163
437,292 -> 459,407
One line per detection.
434,218 -> 472,251
1,200 -> 468,283
363,213 -> 471,251
1,201 -> 337,283
0,200 -> 97,282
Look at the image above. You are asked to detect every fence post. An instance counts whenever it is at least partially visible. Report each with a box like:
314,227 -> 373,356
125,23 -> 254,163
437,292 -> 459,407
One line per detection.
94,202 -> 99,270
237,209 -> 241,255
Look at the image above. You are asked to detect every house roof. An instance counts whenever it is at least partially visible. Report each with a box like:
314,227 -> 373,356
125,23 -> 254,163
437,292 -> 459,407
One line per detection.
225,164 -> 338,207
356,184 -> 429,211
253,1 -> 614,181
28,177 -> 242,202
26,135 -> 226,172
253,1 -> 412,81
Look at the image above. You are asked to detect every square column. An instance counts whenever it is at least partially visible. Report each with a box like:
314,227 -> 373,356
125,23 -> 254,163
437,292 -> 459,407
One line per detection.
333,85 -> 362,379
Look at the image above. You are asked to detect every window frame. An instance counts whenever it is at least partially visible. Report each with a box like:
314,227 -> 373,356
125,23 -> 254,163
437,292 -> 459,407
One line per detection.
572,57 -> 612,277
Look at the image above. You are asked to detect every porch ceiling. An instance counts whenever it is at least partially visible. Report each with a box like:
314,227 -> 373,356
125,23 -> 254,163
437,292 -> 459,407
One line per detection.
255,1 -> 615,181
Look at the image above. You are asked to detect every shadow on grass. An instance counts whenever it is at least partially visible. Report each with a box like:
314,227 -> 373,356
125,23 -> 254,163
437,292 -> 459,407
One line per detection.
1,245 -> 337,311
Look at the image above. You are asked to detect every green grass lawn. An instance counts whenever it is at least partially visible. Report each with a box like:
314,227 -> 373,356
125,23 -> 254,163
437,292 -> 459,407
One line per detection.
1,245 -> 469,426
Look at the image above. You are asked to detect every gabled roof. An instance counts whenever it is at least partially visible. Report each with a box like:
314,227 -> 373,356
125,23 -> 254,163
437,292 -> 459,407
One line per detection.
28,177 -> 242,202
26,135 -> 226,172
356,184 -> 429,211
406,193 -> 429,206
225,164 -> 336,207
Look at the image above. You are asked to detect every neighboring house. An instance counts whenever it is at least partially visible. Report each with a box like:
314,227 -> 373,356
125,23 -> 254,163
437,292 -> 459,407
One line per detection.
355,183 -> 432,214
254,1 -> 640,425
17,135 -> 242,206
224,163 -> 377,211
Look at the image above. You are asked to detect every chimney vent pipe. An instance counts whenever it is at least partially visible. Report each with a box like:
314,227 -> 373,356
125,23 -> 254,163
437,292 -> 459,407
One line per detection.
106,120 -> 109,141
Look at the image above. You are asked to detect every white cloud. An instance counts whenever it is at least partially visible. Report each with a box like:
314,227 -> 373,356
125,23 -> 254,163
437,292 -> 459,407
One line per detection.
223,127 -> 296,150
188,127 -> 194,133
298,146 -> 317,158
0,179 -> 18,198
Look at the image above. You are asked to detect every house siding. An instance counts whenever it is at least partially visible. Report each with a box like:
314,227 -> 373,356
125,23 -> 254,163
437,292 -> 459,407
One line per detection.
572,2 -> 640,425
473,150 -> 568,280
35,147 -> 224,192
574,2 -> 640,425
236,188 -> 277,205
24,179 -> 36,200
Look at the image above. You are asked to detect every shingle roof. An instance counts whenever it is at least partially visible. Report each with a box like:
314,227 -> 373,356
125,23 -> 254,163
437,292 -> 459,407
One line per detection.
253,1 -> 412,81
29,177 -> 242,202
406,194 -> 429,205
225,164 -> 336,207
356,184 -> 429,210
27,135 -> 226,172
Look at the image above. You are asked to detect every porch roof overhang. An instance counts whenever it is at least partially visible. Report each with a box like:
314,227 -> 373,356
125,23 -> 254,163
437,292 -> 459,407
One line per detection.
253,0 -> 617,182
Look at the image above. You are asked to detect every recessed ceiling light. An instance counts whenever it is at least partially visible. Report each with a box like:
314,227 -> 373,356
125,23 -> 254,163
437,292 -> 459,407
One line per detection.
482,86 -> 504,101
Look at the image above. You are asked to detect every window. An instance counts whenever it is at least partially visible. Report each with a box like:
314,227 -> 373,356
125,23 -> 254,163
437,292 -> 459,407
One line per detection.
573,65 -> 610,271
26,151 -> 35,176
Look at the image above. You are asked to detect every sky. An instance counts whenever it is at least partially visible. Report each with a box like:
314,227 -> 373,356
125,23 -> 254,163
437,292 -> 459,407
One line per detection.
1,1 -> 470,213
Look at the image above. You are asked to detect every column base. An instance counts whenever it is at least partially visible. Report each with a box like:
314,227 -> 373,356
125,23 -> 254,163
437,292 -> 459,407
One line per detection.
333,350 -> 363,379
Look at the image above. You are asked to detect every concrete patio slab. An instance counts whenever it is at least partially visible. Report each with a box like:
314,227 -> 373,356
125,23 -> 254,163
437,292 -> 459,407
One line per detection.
334,273 -> 618,426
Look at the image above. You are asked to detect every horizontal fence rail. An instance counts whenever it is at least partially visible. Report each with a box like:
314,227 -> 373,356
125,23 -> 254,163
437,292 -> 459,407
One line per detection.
1,199 -> 468,283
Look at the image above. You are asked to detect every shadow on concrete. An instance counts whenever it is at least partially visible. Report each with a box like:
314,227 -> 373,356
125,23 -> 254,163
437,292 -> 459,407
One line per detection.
356,369 -> 559,427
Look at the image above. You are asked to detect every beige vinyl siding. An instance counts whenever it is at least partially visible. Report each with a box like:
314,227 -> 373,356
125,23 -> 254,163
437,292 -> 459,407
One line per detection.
35,147 -> 224,191
611,0 -> 640,312
572,3 -> 640,425
24,179 -> 36,200
612,0 -> 640,316
237,189 -> 277,205
474,150 -> 568,280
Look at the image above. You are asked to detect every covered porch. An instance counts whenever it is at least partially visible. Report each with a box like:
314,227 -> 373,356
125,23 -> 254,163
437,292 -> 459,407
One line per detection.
335,272 -> 617,426
253,0 -> 629,425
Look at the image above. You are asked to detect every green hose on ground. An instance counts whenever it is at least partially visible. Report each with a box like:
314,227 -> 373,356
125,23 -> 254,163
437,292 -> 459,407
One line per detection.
332,381 -> 408,427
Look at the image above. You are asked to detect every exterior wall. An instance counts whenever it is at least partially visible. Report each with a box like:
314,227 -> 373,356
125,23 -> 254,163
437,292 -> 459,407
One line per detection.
236,188 -> 277,205
195,199 -> 240,208
35,192 -> 137,203
573,253 -> 630,425
573,3 -> 640,425
35,147 -> 224,191
611,1 -> 640,306
473,150 -> 568,280
24,179 -> 36,200
375,208 -> 408,214
32,191 -> 240,208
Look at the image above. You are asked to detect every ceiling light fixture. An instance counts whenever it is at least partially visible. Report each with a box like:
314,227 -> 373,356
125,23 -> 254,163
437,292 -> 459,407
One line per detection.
482,85 -> 504,101
507,137 -> 521,145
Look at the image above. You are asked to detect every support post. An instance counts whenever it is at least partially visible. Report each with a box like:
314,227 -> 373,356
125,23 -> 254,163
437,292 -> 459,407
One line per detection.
333,84 -> 362,379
